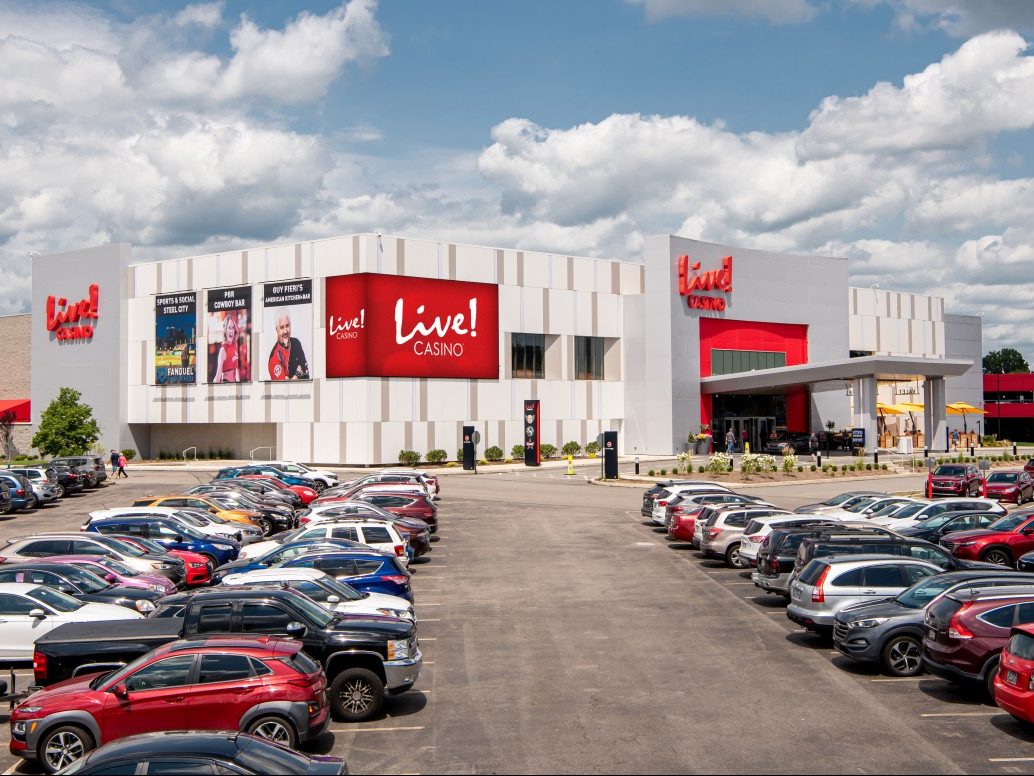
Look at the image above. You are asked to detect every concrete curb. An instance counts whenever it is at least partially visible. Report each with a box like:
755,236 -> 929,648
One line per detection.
590,471 -> 926,490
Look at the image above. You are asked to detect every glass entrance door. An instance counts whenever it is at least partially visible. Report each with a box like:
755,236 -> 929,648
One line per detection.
725,416 -> 777,452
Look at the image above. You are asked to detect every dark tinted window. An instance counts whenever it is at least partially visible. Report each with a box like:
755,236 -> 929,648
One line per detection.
362,526 -> 392,543
0,593 -> 36,615
316,558 -> 356,576
195,604 -> 233,633
1016,602 -> 1034,625
125,654 -> 194,691
574,335 -> 605,380
241,603 -> 292,632
283,651 -> 321,675
933,465 -> 966,476
71,539 -> 113,556
907,545 -> 949,564
198,653 -> 254,684
512,332 -> 545,379
798,561 -> 828,586
330,526 -> 359,542
928,596 -> 966,627
145,761 -> 216,775
80,763 -> 139,775
831,568 -> 864,586
20,539 -> 71,556
904,564 -> 938,584
980,605 -> 1017,628
1008,633 -> 1034,661
724,513 -> 749,528
863,565 -> 905,587
354,560 -> 385,575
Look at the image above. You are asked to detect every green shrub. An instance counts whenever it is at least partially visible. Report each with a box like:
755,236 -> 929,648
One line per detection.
457,448 -> 463,462
398,450 -> 421,466
865,463 -> 873,471
511,444 -> 525,460
707,452 -> 732,476
881,464 -> 888,470
698,465 -> 705,473
659,468 -> 667,476
485,446 -> 503,462
561,441 -> 582,457
585,441 -> 600,456
841,465 -> 848,472
810,465 -> 817,472
540,444 -> 557,459
797,466 -> 803,472
426,449 -> 447,464
648,469 -> 655,477
120,448 -> 136,461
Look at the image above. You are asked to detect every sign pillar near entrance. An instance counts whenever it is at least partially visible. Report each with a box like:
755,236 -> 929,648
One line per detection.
462,426 -> 480,471
524,400 -> 541,466
923,378 -> 948,453
852,376 -> 878,455
600,430 -> 618,479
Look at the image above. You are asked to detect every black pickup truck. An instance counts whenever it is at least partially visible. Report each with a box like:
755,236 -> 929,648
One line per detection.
32,586 -> 421,721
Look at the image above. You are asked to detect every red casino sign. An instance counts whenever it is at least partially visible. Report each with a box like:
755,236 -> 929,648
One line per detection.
678,255 -> 732,311
326,274 -> 499,378
46,284 -> 99,341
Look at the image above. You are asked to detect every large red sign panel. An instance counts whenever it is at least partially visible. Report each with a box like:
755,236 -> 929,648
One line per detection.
46,284 -> 99,341
326,273 -> 499,379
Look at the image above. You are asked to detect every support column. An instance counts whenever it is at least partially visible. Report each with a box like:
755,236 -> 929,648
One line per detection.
924,377 -> 947,452
852,376 -> 878,453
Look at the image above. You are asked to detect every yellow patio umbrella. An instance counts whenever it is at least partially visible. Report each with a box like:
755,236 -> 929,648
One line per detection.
947,401 -> 985,433
876,402 -> 904,438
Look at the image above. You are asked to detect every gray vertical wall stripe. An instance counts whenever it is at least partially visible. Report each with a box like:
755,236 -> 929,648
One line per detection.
428,422 -> 436,452
611,263 -> 619,294
566,257 -> 574,290
587,381 -> 593,419
294,244 -> 302,276
495,250 -> 503,284
128,267 -> 136,298
580,419 -> 587,444
517,252 -> 524,286
236,386 -> 243,424
530,380 -> 537,400
140,341 -> 147,385
469,380 -> 478,420
448,244 -> 457,280
555,420 -> 562,448
380,380 -> 390,421
309,423 -> 315,461
313,379 -> 320,423
591,293 -> 599,337
187,258 -> 193,289
404,421 -> 412,452
264,387 -> 272,423
398,239 -> 406,275
156,262 -> 163,292
496,419 -> 504,448
339,421 -> 347,463
419,379 -> 428,421
542,288 -> 550,332
241,251 -> 248,283
372,423 -> 381,465
351,236 -> 360,273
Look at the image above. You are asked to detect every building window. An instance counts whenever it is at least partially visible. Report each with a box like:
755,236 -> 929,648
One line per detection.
710,350 -> 786,376
512,333 -> 545,379
575,336 -> 605,380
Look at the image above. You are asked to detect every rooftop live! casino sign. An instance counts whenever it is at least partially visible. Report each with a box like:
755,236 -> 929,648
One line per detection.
678,255 -> 733,311
325,273 -> 499,379
46,284 -> 99,341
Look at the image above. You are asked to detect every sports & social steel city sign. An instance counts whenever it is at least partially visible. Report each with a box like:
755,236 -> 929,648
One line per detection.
678,255 -> 732,311
46,284 -> 99,341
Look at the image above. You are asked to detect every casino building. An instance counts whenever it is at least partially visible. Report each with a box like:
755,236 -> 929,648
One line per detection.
26,233 -> 982,465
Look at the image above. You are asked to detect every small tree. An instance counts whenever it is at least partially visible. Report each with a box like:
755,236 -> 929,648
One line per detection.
31,388 -> 101,457
485,446 -> 504,461
0,410 -> 15,464
561,441 -> 582,457
511,444 -> 525,460
984,348 -> 1030,374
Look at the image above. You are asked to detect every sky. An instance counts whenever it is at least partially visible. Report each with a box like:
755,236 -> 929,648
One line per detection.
3,0 -> 1034,359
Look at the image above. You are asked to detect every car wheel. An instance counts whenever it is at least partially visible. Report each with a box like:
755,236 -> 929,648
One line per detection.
246,715 -> 298,748
38,725 -> 95,774
54,485 -> 64,498
725,543 -> 746,569
26,494 -> 38,510
199,553 -> 219,568
314,480 -> 326,493
985,662 -> 1000,700
881,635 -> 923,677
329,667 -> 385,722
981,548 -> 1013,567
259,518 -> 274,537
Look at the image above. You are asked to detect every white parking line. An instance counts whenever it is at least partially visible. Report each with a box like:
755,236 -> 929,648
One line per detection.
990,757 -> 1034,763
419,637 -> 437,641
870,677 -> 925,683
635,542 -> 655,547
2,763 -> 20,775
419,618 -> 441,622
331,726 -> 426,733
920,710 -> 1001,718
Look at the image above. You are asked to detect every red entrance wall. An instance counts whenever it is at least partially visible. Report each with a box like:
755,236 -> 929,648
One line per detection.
699,319 -> 810,432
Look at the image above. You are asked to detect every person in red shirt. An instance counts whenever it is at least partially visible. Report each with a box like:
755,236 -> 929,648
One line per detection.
214,312 -> 242,383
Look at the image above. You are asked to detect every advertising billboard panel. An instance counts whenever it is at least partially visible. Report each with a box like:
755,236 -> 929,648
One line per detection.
155,292 -> 197,384
262,279 -> 312,381
206,285 -> 252,383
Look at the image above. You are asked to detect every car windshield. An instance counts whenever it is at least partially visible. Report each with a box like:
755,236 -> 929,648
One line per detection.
895,576 -> 964,609
892,502 -> 929,519
988,472 -> 1019,483
285,592 -> 335,628
823,493 -> 862,507
58,566 -> 110,593
119,536 -> 165,555
175,513 -> 207,527
95,536 -> 146,557
934,465 -> 966,477
871,501 -> 913,517
27,586 -> 83,612
989,514 -> 1029,532
93,558 -> 138,576
918,512 -> 963,530
845,498 -> 879,513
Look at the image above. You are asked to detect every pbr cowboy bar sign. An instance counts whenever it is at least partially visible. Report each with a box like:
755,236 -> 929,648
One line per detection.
325,273 -> 499,379
46,283 -> 99,341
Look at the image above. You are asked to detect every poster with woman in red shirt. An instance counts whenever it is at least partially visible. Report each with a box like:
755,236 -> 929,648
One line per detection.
206,285 -> 252,383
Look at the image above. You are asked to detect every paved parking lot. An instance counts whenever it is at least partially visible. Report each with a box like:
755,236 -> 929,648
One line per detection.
0,469 -> 1033,772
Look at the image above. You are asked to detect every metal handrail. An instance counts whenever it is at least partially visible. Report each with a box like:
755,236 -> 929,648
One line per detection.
182,446 -> 197,461
250,446 -> 273,461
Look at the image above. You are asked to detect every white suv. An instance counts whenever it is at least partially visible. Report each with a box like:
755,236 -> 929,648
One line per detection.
650,483 -> 732,524
266,461 -> 339,492
699,507 -> 793,568
241,520 -> 409,564
873,498 -> 1006,530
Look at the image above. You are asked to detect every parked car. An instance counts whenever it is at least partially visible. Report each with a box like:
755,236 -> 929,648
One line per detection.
0,534 -> 186,585
302,512 -> 431,558
875,498 -> 1006,530
994,623 -> 1034,723
5,467 -> 62,504
819,496 -> 920,520
752,523 -> 851,596
0,562 -> 161,613
740,515 -> 851,566
649,484 -> 735,524
0,472 -> 37,512
50,464 -> 85,496
699,507 -> 792,568
85,516 -> 241,568
895,511 -> 999,543
49,731 -> 347,776
12,637 -> 329,773
939,511 -> 1034,567
660,492 -> 769,529
833,569 -> 1034,676
787,555 -> 942,634
110,535 -> 215,588
182,485 -> 297,526
212,478 -> 300,507
130,495 -> 269,534
242,522 -> 409,565
211,539 -> 368,583
0,582 -> 141,659
985,470 -> 1034,504
219,567 -> 414,620
763,433 -> 811,455
794,491 -> 888,514
276,550 -> 415,602
49,456 -> 107,485
379,468 -> 440,496
923,585 -> 1034,697
43,555 -> 176,595
73,464 -> 99,489
329,473 -> 435,501
928,463 -> 984,497
298,501 -> 403,525
215,467 -> 319,501
264,460 -> 340,491
85,508 -> 261,545
351,492 -> 438,532
33,586 -> 420,721
0,479 -> 11,515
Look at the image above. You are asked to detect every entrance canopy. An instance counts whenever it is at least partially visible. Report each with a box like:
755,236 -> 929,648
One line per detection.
701,356 -> 974,453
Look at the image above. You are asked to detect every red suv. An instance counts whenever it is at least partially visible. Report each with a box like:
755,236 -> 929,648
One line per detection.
939,510 -> 1034,567
994,623 -> 1034,723
928,463 -> 983,497
923,586 -> 1034,697
666,504 -> 704,542
11,637 -> 327,774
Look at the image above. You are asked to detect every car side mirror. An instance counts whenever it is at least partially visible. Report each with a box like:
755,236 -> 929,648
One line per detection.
103,573 -> 118,583
173,536 -> 184,543
285,621 -> 306,636
28,609 -> 47,619
326,595 -> 341,604
113,683 -> 129,699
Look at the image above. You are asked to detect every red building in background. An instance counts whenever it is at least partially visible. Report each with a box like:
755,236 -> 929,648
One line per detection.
984,373 -> 1034,442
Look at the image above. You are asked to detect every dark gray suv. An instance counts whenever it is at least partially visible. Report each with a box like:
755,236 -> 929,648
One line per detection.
833,570 -> 1034,676
50,455 -> 107,484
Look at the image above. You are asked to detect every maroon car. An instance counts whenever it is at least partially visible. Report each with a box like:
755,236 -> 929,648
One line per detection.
354,492 -> 438,533
985,470 -> 1034,504
928,463 -> 984,498
923,585 -> 1034,697
940,511 -> 1034,567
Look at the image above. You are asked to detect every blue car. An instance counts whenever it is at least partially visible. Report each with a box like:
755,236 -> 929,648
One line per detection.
210,538 -> 366,583
86,516 -> 241,567
280,550 -> 414,601
0,472 -> 36,511
215,466 -> 318,490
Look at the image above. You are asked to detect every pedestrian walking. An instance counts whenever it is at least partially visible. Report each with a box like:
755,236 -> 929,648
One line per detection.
725,428 -> 735,455
109,449 -> 119,477
117,452 -> 128,479
951,428 -> 960,452
809,432 -> 818,459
